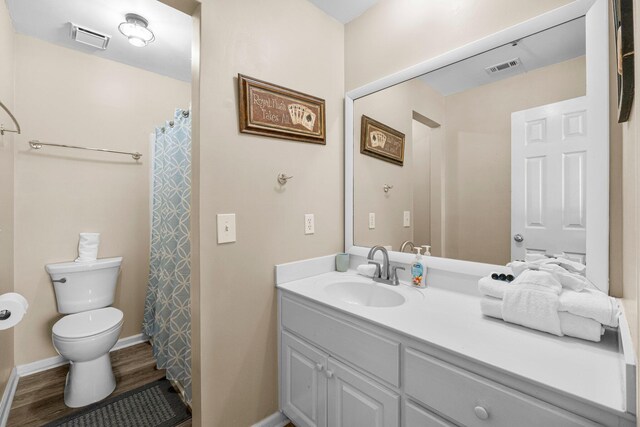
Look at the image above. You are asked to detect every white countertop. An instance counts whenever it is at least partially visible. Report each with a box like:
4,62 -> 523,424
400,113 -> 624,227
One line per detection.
277,270 -> 628,415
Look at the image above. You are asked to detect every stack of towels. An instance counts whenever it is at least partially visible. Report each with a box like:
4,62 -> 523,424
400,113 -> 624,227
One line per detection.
479,255 -> 619,342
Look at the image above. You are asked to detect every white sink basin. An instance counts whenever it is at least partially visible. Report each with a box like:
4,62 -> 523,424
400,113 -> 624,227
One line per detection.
324,281 -> 406,308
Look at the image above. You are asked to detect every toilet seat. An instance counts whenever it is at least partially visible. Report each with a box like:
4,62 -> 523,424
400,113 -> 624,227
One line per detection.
53,307 -> 124,340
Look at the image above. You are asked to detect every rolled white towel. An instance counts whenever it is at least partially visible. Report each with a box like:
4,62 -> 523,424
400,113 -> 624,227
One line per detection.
75,232 -> 100,263
357,264 -> 377,278
480,296 -> 604,342
478,277 -> 508,299
502,285 -> 562,336
559,288 -> 620,327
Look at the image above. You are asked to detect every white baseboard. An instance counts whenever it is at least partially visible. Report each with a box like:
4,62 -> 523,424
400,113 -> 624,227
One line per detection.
0,368 -> 18,427
16,333 -> 149,377
251,411 -> 290,427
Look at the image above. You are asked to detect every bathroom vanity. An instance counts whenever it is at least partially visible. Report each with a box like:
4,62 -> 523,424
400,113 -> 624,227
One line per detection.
277,258 -> 636,427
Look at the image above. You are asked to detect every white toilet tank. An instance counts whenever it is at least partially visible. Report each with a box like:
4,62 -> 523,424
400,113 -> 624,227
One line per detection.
46,257 -> 123,314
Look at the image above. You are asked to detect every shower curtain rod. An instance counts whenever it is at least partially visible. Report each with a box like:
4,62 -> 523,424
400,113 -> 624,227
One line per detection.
28,140 -> 142,160
0,99 -> 21,135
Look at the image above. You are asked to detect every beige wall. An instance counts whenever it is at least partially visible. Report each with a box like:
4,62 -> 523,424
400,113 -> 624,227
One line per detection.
12,35 -> 190,365
353,79 -> 445,252
0,0 -> 15,392
444,56 -> 586,265
345,0 -> 575,91
196,0 -> 344,424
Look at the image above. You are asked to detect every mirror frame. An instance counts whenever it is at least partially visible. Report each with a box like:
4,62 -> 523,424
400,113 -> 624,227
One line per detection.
344,0 -> 610,292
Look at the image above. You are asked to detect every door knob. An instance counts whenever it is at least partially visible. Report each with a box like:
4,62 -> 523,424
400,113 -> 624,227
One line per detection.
513,234 -> 524,243
325,370 -> 334,379
316,363 -> 324,372
474,406 -> 489,420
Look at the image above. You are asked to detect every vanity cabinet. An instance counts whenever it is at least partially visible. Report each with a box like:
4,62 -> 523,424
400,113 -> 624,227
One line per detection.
279,291 -> 634,427
281,330 -> 400,427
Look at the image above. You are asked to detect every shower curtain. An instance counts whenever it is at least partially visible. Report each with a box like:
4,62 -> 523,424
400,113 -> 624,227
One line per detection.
143,108 -> 192,404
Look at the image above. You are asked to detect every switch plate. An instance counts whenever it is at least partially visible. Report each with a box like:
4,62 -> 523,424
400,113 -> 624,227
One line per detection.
368,213 -> 376,229
403,211 -> 411,227
217,213 -> 236,243
304,214 -> 315,235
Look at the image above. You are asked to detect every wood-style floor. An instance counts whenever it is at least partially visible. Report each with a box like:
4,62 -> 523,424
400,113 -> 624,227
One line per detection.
7,341 -> 191,427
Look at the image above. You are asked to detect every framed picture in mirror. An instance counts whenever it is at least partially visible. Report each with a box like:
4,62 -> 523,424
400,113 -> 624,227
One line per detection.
360,115 -> 405,166
613,0 -> 634,123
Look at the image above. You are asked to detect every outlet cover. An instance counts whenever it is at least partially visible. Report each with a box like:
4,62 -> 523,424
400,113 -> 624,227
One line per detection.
403,211 -> 411,227
217,213 -> 236,243
304,214 -> 315,235
368,213 -> 376,229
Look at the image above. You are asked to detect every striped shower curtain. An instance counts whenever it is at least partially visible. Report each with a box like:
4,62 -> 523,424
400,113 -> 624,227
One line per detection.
143,108 -> 192,404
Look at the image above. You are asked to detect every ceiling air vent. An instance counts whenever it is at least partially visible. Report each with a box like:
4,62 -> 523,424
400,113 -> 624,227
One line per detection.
70,23 -> 110,50
485,57 -> 521,75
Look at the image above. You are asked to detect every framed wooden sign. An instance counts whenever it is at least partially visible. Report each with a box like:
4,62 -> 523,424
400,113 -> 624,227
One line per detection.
613,0 -> 635,123
238,74 -> 326,144
360,115 -> 405,166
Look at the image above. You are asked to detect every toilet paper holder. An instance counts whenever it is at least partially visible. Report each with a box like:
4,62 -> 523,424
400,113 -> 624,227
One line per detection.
0,310 -> 11,320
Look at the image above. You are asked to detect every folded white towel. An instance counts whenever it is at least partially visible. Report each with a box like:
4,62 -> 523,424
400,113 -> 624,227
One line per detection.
75,232 -> 100,263
357,264 -> 377,278
559,312 -> 604,342
478,276 -> 508,299
511,270 -> 562,294
502,285 -> 562,336
480,296 -> 504,319
559,288 -> 620,327
480,296 -> 603,342
508,261 -> 587,291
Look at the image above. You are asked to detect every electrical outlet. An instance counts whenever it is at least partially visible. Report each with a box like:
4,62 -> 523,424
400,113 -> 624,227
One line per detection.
304,214 -> 315,235
217,213 -> 236,243
368,213 -> 376,229
403,211 -> 411,227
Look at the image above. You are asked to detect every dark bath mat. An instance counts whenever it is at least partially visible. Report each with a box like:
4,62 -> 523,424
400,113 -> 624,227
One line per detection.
44,378 -> 191,427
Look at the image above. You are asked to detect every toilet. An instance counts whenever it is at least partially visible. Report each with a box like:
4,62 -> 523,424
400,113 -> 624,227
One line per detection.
46,257 -> 124,408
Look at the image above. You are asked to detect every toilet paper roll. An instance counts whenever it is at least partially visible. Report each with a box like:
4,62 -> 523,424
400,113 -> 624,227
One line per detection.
0,293 -> 28,330
75,232 -> 100,263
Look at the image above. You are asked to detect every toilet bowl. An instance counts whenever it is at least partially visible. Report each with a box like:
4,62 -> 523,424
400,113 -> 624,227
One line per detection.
52,307 -> 124,407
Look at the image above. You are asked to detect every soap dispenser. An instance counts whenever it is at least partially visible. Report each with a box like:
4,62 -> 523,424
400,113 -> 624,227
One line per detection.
411,247 -> 427,288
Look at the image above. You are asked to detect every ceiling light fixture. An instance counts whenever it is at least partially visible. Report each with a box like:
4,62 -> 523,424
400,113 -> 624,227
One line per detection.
118,13 -> 155,47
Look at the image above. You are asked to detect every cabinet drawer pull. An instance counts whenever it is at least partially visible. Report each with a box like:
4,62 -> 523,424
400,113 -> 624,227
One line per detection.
316,363 -> 324,371
474,406 -> 489,420
325,370 -> 334,379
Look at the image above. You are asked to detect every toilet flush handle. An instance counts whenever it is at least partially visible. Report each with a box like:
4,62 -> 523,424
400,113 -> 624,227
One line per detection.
52,278 -> 67,284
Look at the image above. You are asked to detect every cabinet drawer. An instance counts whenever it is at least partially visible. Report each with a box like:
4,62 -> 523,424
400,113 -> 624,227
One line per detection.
405,401 -> 455,427
281,296 -> 400,387
404,348 -> 598,427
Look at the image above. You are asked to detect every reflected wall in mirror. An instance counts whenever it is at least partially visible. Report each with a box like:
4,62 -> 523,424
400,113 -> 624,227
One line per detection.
354,18 -> 591,267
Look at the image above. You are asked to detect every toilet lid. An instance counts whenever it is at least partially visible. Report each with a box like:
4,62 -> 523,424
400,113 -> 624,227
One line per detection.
53,307 -> 123,339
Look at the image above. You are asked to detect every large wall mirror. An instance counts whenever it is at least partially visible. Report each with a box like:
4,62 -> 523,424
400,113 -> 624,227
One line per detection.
345,0 -> 610,292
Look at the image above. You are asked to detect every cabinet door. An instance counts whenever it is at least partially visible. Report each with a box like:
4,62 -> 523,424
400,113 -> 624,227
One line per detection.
281,331 -> 328,427
327,358 -> 400,427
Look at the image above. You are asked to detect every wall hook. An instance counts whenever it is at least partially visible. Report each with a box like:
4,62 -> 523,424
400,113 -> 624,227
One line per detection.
278,173 -> 293,185
384,184 -> 393,193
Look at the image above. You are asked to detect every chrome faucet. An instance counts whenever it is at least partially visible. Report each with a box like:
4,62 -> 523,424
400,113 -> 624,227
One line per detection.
400,241 -> 415,253
367,245 -> 405,286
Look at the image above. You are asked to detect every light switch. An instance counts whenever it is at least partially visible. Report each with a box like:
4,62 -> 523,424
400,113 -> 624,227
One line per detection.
369,213 -> 376,229
304,214 -> 315,235
403,211 -> 411,227
217,213 -> 236,243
